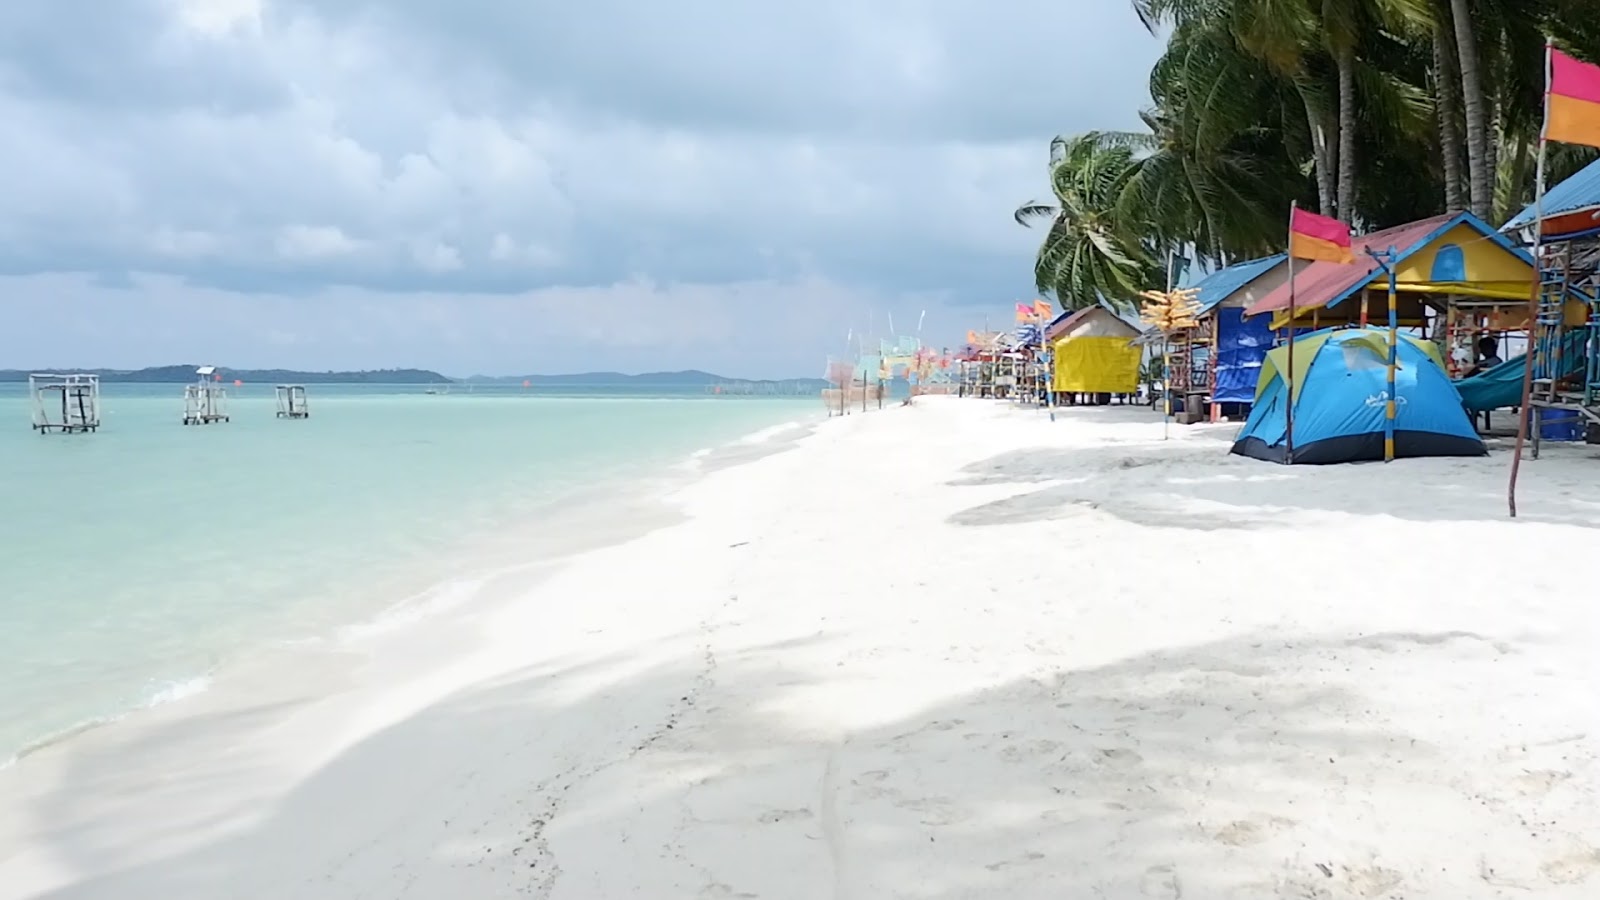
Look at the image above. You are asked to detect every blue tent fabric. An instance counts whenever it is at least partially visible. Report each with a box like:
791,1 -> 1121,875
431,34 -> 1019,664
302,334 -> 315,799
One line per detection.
1212,308 -> 1276,404
1193,255 -> 1286,315
1232,328 -> 1486,464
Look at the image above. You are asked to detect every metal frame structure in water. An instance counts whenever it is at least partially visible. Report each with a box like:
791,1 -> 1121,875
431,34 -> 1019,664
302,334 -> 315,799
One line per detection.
275,384 -> 309,419
182,366 -> 230,425
28,373 -> 101,434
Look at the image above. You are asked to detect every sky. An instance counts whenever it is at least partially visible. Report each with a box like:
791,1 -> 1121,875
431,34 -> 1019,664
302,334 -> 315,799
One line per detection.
0,0 -> 1163,378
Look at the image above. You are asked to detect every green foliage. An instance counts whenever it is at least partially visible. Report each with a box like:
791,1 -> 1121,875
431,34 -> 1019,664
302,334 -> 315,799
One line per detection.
1020,0 -> 1599,307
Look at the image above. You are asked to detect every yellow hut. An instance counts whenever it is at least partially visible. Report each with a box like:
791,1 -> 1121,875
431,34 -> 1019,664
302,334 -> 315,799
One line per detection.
1044,306 -> 1142,395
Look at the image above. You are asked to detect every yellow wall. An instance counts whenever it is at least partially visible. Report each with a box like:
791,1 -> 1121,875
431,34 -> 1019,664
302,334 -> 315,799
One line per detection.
1390,222 -> 1532,290
1052,336 -> 1140,393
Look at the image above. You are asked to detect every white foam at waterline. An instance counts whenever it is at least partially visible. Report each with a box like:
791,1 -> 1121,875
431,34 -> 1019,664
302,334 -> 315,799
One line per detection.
736,419 -> 808,445
144,676 -> 212,708
1,675 -> 215,771
337,576 -> 488,643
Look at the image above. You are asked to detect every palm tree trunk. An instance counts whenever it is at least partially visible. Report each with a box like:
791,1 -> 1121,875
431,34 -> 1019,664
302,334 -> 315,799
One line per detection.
1450,0 -> 1492,220
1300,89 -> 1337,218
1433,20 -> 1466,212
1336,51 -> 1358,223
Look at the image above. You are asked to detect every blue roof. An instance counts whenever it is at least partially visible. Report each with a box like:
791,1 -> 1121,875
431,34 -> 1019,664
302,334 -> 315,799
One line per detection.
1192,254 -> 1286,314
1503,158 -> 1600,232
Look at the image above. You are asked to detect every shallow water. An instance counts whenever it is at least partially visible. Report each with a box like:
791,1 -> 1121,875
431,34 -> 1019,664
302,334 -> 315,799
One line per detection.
0,382 -> 818,760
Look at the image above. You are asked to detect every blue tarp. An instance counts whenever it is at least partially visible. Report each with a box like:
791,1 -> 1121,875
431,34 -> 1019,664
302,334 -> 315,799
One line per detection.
1212,307 -> 1275,404
1193,255 -> 1286,315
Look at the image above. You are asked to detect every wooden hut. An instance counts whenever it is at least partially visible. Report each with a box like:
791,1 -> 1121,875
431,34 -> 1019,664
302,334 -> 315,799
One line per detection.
1187,254 -> 1291,421
1043,305 -> 1142,402
1244,211 -> 1586,378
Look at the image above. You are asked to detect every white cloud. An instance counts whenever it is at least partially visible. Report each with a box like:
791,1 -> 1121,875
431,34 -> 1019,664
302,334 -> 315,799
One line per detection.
274,225 -> 363,259
0,0 -> 1164,372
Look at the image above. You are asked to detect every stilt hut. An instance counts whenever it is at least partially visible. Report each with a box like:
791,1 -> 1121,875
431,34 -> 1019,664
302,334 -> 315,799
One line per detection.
1242,211 -> 1581,371
1500,157 -> 1600,450
1043,305 -> 1142,403
1175,254 -> 1293,421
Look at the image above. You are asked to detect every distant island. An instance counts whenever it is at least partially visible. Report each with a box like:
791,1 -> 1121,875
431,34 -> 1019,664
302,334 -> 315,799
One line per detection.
0,366 -> 828,388
0,366 -> 449,384
461,370 -> 828,388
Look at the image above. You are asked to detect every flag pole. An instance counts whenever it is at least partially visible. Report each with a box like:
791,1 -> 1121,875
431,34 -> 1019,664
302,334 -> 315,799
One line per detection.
1508,41 -> 1554,518
1286,202 -> 1299,464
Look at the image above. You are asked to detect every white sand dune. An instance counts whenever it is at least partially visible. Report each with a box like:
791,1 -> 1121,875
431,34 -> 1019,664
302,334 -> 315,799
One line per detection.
5,396 -> 1600,899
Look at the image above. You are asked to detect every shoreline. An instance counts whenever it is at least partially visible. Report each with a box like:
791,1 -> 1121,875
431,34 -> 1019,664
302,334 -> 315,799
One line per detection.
0,404 -> 822,772
7,397 -> 1600,898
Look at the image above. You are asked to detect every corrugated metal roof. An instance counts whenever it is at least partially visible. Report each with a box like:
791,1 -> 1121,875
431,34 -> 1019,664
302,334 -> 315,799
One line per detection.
1042,304 -> 1140,342
1504,158 -> 1600,232
1245,211 -> 1522,318
1192,254 -> 1287,314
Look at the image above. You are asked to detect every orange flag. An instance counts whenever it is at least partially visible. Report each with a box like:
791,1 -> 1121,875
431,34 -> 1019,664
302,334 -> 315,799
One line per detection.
1548,48 -> 1600,148
1288,207 -> 1355,264
966,330 -> 978,344
1033,299 -> 1053,319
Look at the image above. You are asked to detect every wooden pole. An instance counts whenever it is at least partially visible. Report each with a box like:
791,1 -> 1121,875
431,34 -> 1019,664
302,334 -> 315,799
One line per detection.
1508,41 -> 1553,518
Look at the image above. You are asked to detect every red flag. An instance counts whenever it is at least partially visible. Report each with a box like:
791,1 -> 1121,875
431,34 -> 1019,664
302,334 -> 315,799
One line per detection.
1288,207 -> 1355,264
1548,48 -> 1600,148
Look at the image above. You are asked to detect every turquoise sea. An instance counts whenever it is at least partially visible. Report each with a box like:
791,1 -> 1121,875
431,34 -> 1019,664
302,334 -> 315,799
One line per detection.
0,382 -> 819,761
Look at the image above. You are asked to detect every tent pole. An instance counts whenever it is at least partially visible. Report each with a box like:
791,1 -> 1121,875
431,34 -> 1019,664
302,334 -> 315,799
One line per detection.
1384,248 -> 1399,462
1286,202 -> 1299,464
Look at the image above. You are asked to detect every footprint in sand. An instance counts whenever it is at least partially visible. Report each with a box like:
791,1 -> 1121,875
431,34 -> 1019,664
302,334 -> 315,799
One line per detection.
999,739 -> 1064,762
1541,848 -> 1600,884
985,851 -> 1045,872
757,808 -> 814,824
1213,815 -> 1297,847
1096,747 -> 1144,768
1139,864 -> 1182,898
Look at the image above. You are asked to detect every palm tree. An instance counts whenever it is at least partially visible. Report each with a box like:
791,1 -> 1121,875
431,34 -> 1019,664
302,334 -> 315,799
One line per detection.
1015,134 -> 1159,309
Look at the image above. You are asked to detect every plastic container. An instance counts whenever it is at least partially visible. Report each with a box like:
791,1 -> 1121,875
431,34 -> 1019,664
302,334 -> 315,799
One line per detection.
1539,408 -> 1584,442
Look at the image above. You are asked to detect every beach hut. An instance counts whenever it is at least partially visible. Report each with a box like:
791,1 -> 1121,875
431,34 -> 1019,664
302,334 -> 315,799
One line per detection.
1231,328 -> 1485,464
1243,211 -> 1587,378
1192,255 -> 1290,420
1044,305 -> 1141,400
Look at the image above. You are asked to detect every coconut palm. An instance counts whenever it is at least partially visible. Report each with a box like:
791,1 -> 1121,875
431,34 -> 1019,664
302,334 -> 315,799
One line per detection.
1014,134 -> 1159,310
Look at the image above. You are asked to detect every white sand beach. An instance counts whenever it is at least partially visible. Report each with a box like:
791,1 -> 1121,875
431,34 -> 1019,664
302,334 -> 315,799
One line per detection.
5,397 -> 1600,899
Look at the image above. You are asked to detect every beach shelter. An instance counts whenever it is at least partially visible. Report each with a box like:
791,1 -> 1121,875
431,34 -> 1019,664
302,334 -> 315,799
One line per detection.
1043,305 -> 1141,394
1231,327 -> 1486,464
1192,254 -> 1291,408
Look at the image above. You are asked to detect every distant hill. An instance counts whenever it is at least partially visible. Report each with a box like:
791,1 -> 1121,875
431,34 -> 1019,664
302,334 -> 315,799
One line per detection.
0,366 -> 449,384
463,370 -> 827,388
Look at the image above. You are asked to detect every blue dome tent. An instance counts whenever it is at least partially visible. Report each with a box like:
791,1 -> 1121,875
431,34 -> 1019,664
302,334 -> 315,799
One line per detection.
1231,328 -> 1486,464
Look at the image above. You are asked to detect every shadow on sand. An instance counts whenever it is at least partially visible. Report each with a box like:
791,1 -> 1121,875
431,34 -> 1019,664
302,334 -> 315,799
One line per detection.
945,429 -> 1600,529
19,625 -> 1593,899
